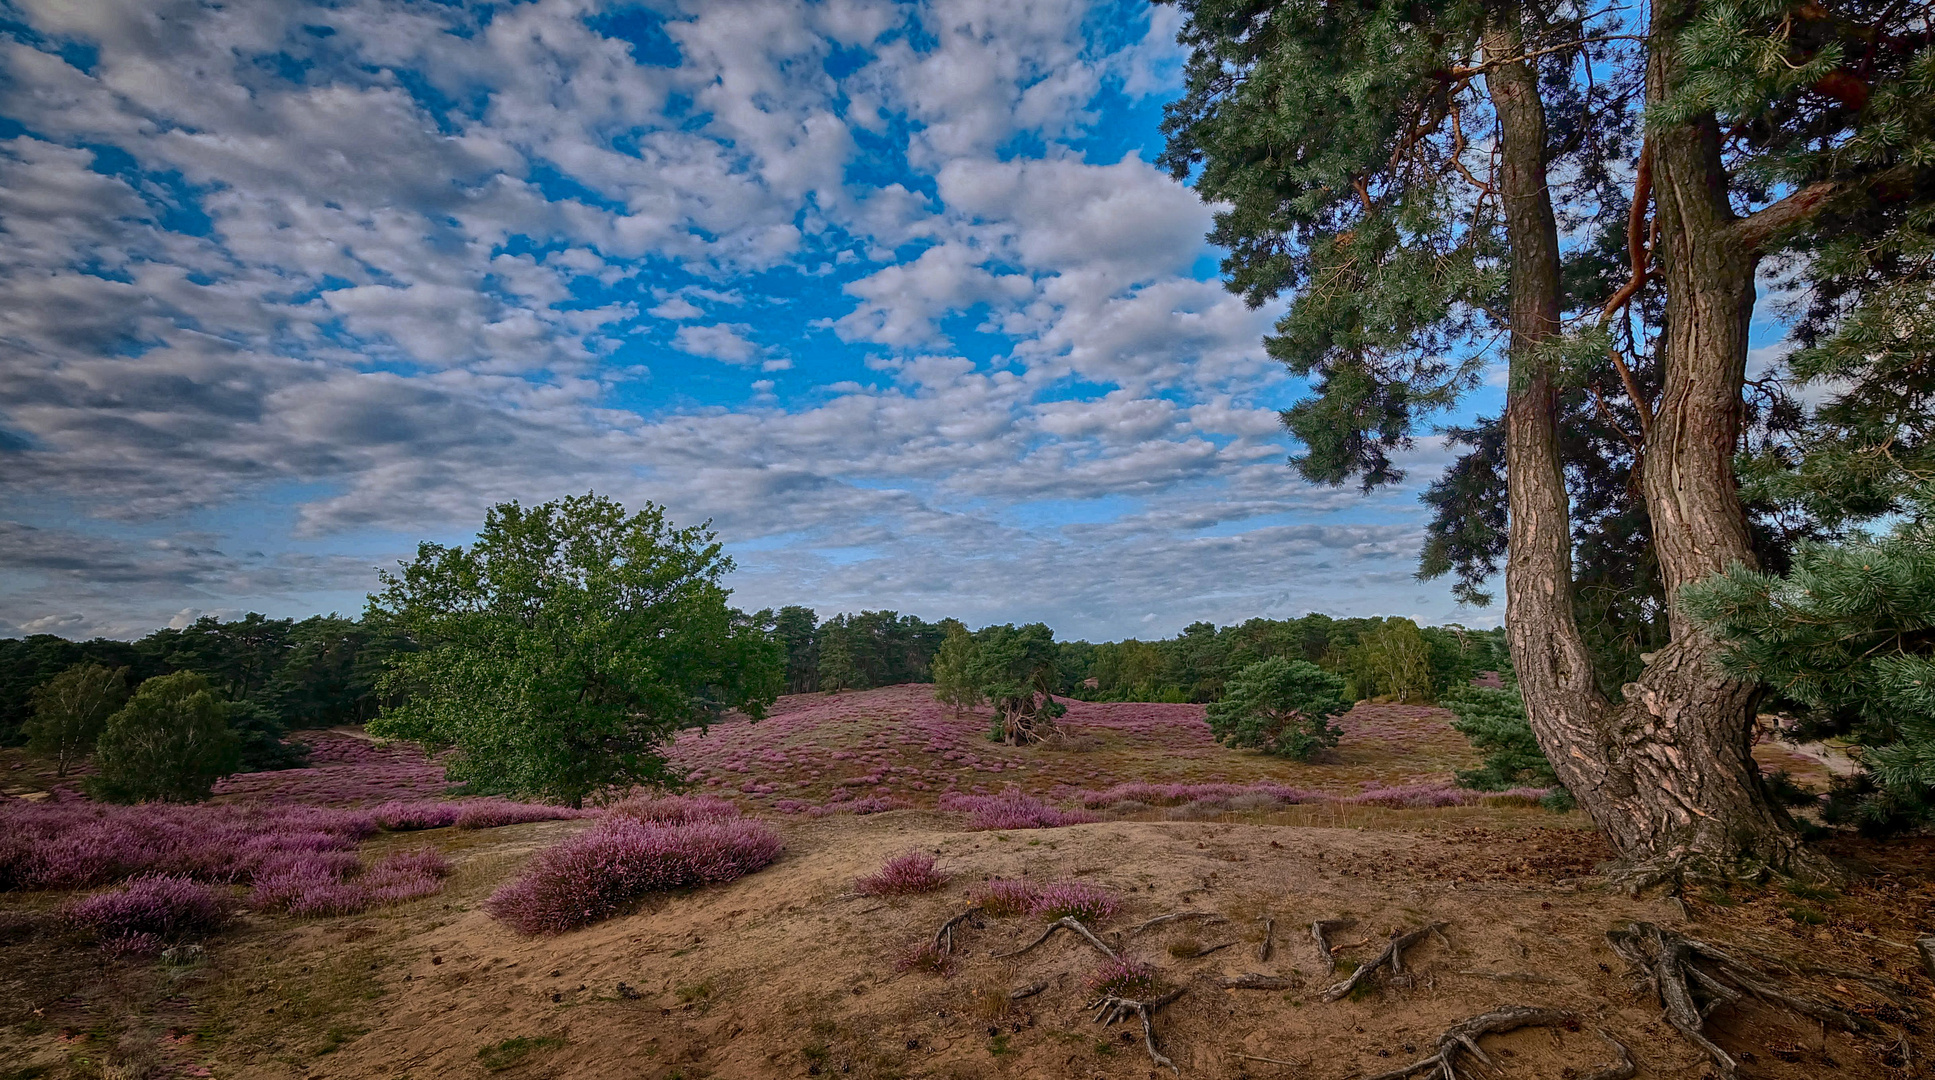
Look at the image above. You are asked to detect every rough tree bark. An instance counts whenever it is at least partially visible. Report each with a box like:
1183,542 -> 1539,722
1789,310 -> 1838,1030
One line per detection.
1487,5 -> 1825,882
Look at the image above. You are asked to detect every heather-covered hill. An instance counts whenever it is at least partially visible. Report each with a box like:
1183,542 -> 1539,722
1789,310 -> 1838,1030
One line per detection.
1,687 -> 1926,1079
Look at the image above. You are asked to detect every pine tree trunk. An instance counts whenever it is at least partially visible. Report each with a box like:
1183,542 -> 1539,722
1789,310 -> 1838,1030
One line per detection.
1487,11 -> 1826,882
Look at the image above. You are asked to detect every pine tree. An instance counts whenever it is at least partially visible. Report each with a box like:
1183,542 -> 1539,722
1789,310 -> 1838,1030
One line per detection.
1162,0 -> 1931,879
1684,492 -> 1935,832
1206,658 -> 1350,761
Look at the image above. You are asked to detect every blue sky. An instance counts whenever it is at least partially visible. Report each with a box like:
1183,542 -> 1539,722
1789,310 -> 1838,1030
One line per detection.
0,0 -> 1505,641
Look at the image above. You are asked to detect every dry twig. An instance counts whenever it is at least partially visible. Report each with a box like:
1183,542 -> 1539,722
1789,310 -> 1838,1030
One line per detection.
1123,911 -> 1226,940
1216,972 -> 1299,990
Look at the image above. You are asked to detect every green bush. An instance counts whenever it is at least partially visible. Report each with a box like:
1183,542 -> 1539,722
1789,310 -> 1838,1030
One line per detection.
1205,658 -> 1349,761
87,672 -> 242,804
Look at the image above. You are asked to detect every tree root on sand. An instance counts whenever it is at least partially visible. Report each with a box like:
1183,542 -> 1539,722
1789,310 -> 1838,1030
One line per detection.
1362,1006 -> 1634,1080
1321,922 -> 1447,1001
931,905 -> 983,956
1312,917 -> 1357,974
992,916 -> 1117,960
1216,973 -> 1298,990
1606,920 -> 1873,1077
1258,917 -> 1274,962
1122,911 -> 1226,940
1090,986 -> 1186,1074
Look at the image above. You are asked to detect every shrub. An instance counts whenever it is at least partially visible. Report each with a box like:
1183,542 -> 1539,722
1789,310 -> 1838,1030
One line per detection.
252,847 -> 453,917
65,875 -> 232,951
937,789 -> 1098,830
1442,685 -> 1561,791
857,852 -> 948,896
454,801 -> 589,830
973,878 -> 1040,917
486,816 -> 782,935
1082,957 -> 1158,999
1205,658 -> 1349,761
1029,881 -> 1118,923
605,794 -> 741,825
87,672 -> 243,804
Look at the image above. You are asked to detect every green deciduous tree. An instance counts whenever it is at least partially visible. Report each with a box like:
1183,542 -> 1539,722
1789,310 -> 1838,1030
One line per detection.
930,620 -> 982,714
1206,658 -> 1350,761
87,671 -> 241,804
1350,618 -> 1435,703
367,493 -> 782,807
24,662 -> 127,777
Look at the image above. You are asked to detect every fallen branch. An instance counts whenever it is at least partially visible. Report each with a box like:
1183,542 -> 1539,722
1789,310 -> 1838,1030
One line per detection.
1233,1052 -> 1305,1068
1123,911 -> 1226,940
1186,941 -> 1235,959
1090,986 -> 1186,1075
1363,1007 -> 1631,1080
992,916 -> 1117,960
1607,920 -> 1865,1078
1321,923 -> 1447,1002
932,905 -> 983,956
1216,973 -> 1298,990
1311,917 -> 1357,974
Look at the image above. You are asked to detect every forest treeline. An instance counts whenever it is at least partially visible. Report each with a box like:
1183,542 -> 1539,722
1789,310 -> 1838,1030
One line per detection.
0,606 -> 1502,753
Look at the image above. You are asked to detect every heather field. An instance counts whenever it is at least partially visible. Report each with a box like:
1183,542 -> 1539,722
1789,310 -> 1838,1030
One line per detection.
2,686 -> 1929,1080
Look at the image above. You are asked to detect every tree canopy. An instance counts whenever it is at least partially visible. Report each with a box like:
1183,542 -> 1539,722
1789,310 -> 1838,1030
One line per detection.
1205,657 -> 1351,761
367,493 -> 782,807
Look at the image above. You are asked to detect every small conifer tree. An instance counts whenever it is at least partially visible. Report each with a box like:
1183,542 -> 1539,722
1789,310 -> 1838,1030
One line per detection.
1205,658 -> 1349,762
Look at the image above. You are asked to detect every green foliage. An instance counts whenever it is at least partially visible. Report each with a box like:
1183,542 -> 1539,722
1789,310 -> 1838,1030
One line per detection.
812,610 -> 945,692
367,493 -> 782,807
1346,618 -> 1434,702
24,662 -> 127,777
87,671 -> 242,804
930,620 -> 982,713
767,606 -> 820,694
1205,657 -> 1349,761
1684,498 -> 1935,831
1442,685 -> 1556,791
967,623 -> 1065,743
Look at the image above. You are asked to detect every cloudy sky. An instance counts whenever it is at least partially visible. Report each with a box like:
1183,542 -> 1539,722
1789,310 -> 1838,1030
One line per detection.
0,0 -> 1501,642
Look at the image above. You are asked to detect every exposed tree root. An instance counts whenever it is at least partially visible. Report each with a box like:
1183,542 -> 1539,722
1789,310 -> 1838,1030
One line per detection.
1184,941 -> 1234,959
1216,973 -> 1298,990
992,916 -> 1117,960
1321,923 -> 1447,1002
1090,986 -> 1186,1075
1009,980 -> 1047,1001
1123,911 -> 1226,940
1362,1006 -> 1632,1080
1606,920 -> 1868,1077
931,905 -> 983,956
1311,917 -> 1357,974
1257,917 -> 1274,962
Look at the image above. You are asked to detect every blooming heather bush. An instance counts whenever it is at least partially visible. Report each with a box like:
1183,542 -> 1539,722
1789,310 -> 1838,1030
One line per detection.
937,789 -> 1098,831
972,878 -> 1040,917
64,875 -> 232,951
453,800 -> 590,830
848,796 -> 911,815
253,847 -> 453,916
606,794 -> 741,825
1029,881 -> 1119,923
1343,783 -> 1482,809
486,816 -> 782,935
1082,957 -> 1158,999
856,852 -> 948,896
369,801 -> 460,831
0,801 -> 376,891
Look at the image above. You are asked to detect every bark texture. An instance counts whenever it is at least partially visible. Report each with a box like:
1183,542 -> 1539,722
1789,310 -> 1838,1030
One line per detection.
1487,5 -> 1824,882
